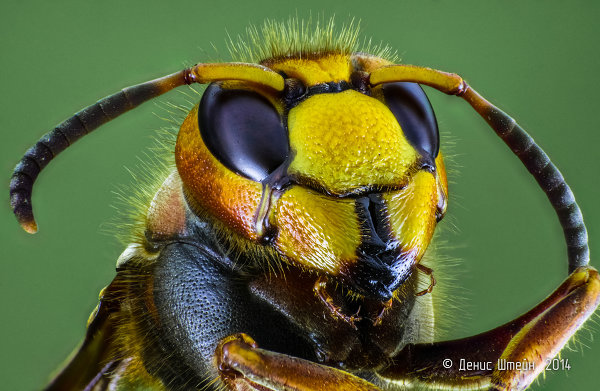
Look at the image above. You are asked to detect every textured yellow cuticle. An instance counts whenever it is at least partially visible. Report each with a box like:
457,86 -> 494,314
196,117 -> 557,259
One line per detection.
384,171 -> 438,261
273,186 -> 360,274
265,54 -> 352,86
287,90 -> 418,194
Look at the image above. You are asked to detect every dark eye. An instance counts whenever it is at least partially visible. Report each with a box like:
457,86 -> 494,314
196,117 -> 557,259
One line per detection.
199,84 -> 289,182
382,82 -> 439,159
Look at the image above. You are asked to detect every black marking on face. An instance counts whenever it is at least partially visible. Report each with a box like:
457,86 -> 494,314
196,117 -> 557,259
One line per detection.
347,195 -> 413,301
284,80 -> 353,109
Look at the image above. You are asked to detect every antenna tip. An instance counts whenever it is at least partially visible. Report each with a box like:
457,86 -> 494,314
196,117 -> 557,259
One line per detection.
20,219 -> 38,234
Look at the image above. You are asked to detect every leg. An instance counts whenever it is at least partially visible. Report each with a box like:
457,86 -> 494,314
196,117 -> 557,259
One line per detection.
313,276 -> 362,328
216,334 -> 381,391
377,266 -> 600,390
415,263 -> 436,296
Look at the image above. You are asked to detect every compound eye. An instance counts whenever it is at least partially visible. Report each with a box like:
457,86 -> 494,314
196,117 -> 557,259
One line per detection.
382,82 -> 440,159
199,84 -> 289,182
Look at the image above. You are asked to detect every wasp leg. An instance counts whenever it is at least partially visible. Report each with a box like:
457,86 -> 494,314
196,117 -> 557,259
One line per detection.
415,263 -> 436,296
372,298 -> 393,327
377,266 -> 600,391
216,333 -> 381,391
313,276 -> 362,328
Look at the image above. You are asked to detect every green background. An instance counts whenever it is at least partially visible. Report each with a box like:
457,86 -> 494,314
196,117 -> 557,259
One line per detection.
1,1 -> 599,390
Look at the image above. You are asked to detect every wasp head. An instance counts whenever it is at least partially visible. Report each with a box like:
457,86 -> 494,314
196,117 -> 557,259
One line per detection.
175,53 -> 447,301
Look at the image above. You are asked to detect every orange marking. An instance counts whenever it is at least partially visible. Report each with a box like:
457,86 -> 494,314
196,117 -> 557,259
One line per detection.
175,105 -> 263,240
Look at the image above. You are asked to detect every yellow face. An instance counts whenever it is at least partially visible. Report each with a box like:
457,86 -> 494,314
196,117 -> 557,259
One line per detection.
176,53 -> 448,300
